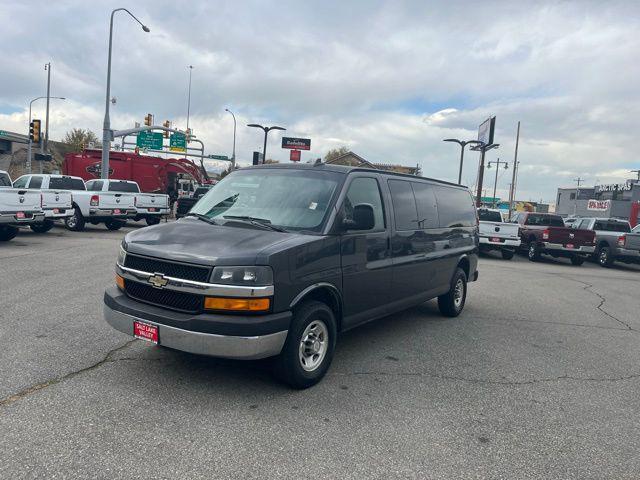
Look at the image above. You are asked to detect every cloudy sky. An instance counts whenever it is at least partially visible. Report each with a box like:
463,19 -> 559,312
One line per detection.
1,0 -> 639,202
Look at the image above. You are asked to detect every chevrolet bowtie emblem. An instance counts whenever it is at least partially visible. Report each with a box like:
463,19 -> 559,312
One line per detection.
148,273 -> 168,288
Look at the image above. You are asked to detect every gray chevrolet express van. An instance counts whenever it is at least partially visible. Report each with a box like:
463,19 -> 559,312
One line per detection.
104,163 -> 479,388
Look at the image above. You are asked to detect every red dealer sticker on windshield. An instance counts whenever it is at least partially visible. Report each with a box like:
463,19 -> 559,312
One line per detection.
133,321 -> 158,344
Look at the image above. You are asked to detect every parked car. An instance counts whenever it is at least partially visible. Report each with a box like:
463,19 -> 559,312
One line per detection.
85,179 -> 169,226
176,185 -> 212,218
512,212 -> 595,265
571,217 -> 640,267
19,175 -> 136,231
0,170 -> 44,241
477,208 -> 520,259
11,174 -> 73,233
104,164 -> 479,388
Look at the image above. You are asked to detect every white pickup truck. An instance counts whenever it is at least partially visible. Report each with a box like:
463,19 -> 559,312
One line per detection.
0,170 -> 44,241
85,179 -> 169,226
478,208 -> 521,260
26,175 -> 136,231
11,174 -> 74,233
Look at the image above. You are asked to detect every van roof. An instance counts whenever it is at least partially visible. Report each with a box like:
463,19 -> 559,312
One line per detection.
244,163 -> 466,189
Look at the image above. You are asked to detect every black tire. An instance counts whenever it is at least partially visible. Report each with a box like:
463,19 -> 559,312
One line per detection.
65,207 -> 85,231
571,255 -> 585,266
501,249 -> 515,260
104,219 -> 125,231
598,246 -> 614,268
29,219 -> 54,233
0,226 -> 18,242
527,242 -> 541,262
145,217 -> 161,226
273,300 -> 337,389
438,267 -> 467,317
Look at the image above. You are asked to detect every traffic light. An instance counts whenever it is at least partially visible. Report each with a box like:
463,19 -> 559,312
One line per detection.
29,119 -> 41,143
163,120 -> 170,138
144,113 -> 153,126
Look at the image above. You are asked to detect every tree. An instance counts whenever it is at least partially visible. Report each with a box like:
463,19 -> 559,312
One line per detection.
62,128 -> 99,152
324,146 -> 349,163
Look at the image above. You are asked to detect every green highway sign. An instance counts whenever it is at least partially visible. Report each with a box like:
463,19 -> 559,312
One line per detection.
136,130 -> 163,150
170,132 -> 187,152
208,154 -> 229,160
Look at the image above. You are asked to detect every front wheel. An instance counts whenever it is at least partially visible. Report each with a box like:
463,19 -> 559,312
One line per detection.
65,207 -> 85,232
104,219 -> 125,231
0,225 -> 18,241
571,255 -> 585,266
438,268 -> 467,317
30,220 -> 54,233
598,246 -> 614,268
501,249 -> 515,260
145,217 -> 161,226
273,300 -> 337,389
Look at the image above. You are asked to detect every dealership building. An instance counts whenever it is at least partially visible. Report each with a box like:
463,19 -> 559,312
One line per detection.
556,180 -> 640,221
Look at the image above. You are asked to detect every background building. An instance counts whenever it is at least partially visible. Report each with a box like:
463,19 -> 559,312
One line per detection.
556,180 -> 640,220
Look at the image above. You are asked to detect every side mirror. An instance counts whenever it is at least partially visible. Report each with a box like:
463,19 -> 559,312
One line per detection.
343,203 -> 375,231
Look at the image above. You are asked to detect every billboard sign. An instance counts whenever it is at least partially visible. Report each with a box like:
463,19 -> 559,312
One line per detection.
478,117 -> 496,146
587,199 -> 611,211
595,183 -> 632,193
282,137 -> 311,150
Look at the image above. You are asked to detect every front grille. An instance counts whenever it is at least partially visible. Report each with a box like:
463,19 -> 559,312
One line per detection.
124,254 -> 210,282
125,280 -> 203,313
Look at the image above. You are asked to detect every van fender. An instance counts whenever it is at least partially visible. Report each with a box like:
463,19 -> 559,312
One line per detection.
289,282 -> 342,309
289,282 -> 343,329
452,253 -> 472,283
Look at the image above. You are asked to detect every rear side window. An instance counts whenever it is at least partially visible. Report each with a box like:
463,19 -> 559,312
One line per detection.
108,181 -> 139,193
0,172 -> 12,187
12,176 -> 28,188
577,219 -> 591,230
594,220 -> 631,233
343,177 -> 385,231
28,176 -> 43,189
388,180 -> 418,231
433,186 -> 476,228
87,181 -> 104,191
49,177 -> 86,190
478,209 -> 503,222
411,182 -> 439,229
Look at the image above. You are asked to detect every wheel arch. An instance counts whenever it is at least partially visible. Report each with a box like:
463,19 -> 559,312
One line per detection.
289,283 -> 343,331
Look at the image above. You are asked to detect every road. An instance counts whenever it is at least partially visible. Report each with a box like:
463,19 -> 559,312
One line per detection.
1,223 -> 639,479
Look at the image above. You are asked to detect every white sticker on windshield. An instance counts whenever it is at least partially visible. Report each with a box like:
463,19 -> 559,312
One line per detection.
309,202 -> 318,210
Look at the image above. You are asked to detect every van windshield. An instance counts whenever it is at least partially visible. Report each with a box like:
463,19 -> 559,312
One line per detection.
190,169 -> 342,232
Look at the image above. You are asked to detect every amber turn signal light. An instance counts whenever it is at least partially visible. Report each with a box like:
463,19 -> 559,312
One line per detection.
204,297 -> 270,312
116,274 -> 125,290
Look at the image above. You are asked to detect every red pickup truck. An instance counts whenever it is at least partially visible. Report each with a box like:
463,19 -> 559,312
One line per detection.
512,212 -> 596,265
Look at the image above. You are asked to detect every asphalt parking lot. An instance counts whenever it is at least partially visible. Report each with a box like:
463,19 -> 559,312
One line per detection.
1,223 -> 639,479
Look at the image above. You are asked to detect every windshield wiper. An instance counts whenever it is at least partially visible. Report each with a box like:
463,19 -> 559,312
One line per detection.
184,213 -> 219,225
222,215 -> 287,232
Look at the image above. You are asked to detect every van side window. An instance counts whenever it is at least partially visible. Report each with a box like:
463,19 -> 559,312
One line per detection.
411,182 -> 439,229
433,186 -> 476,228
88,181 -> 104,191
343,177 -> 385,231
388,179 -> 418,231
28,176 -> 43,189
13,176 -> 28,188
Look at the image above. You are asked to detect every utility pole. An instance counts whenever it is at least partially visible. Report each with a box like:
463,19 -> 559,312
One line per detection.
508,121 -> 521,220
44,63 -> 51,152
487,158 -> 509,208
186,65 -> 193,138
573,177 -> 584,216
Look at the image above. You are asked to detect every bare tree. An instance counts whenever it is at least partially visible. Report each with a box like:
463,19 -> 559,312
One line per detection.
324,146 -> 349,163
62,128 -> 99,152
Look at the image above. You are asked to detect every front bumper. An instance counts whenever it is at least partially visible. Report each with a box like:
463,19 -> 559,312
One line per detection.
479,236 -> 521,248
103,288 -> 290,360
542,242 -> 595,254
0,211 -> 45,225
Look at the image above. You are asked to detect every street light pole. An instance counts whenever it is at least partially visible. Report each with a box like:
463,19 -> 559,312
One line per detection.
186,65 -> 193,137
44,62 -> 51,152
443,138 -> 482,185
487,158 -> 509,208
27,96 -> 65,174
225,108 -> 236,168
101,8 -> 150,180
472,143 -> 500,207
247,124 -> 286,164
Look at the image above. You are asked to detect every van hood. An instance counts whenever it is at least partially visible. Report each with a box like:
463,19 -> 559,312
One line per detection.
123,217 -> 305,266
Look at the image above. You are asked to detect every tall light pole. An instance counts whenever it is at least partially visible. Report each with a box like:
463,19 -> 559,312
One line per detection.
43,63 -> 51,152
508,121 -> 521,220
225,108 -> 236,168
101,8 -> 150,179
186,65 -> 193,138
247,124 -> 286,164
487,158 -> 509,208
443,138 -> 482,185
28,96 -> 65,173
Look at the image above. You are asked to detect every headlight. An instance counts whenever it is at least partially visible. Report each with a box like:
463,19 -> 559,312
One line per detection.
117,245 -> 127,267
210,266 -> 273,286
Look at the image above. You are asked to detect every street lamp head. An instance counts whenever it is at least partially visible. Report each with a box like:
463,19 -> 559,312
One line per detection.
269,126 -> 286,132
443,138 -> 462,145
247,123 -> 264,129
142,25 -> 150,32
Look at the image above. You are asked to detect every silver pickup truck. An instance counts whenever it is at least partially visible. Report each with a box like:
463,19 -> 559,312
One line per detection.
0,170 -> 44,241
571,217 -> 640,267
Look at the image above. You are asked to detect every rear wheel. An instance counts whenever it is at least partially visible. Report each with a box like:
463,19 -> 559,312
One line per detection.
570,255 -> 585,266
598,246 -> 614,268
528,242 -> 541,262
501,249 -> 515,260
65,207 -> 85,232
145,217 -> 161,226
273,300 -> 337,389
438,268 -> 467,317
30,219 -> 54,233
0,226 -> 18,241
105,219 -> 125,231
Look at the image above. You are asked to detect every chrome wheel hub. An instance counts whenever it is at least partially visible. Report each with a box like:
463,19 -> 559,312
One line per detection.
453,279 -> 464,309
299,320 -> 328,372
